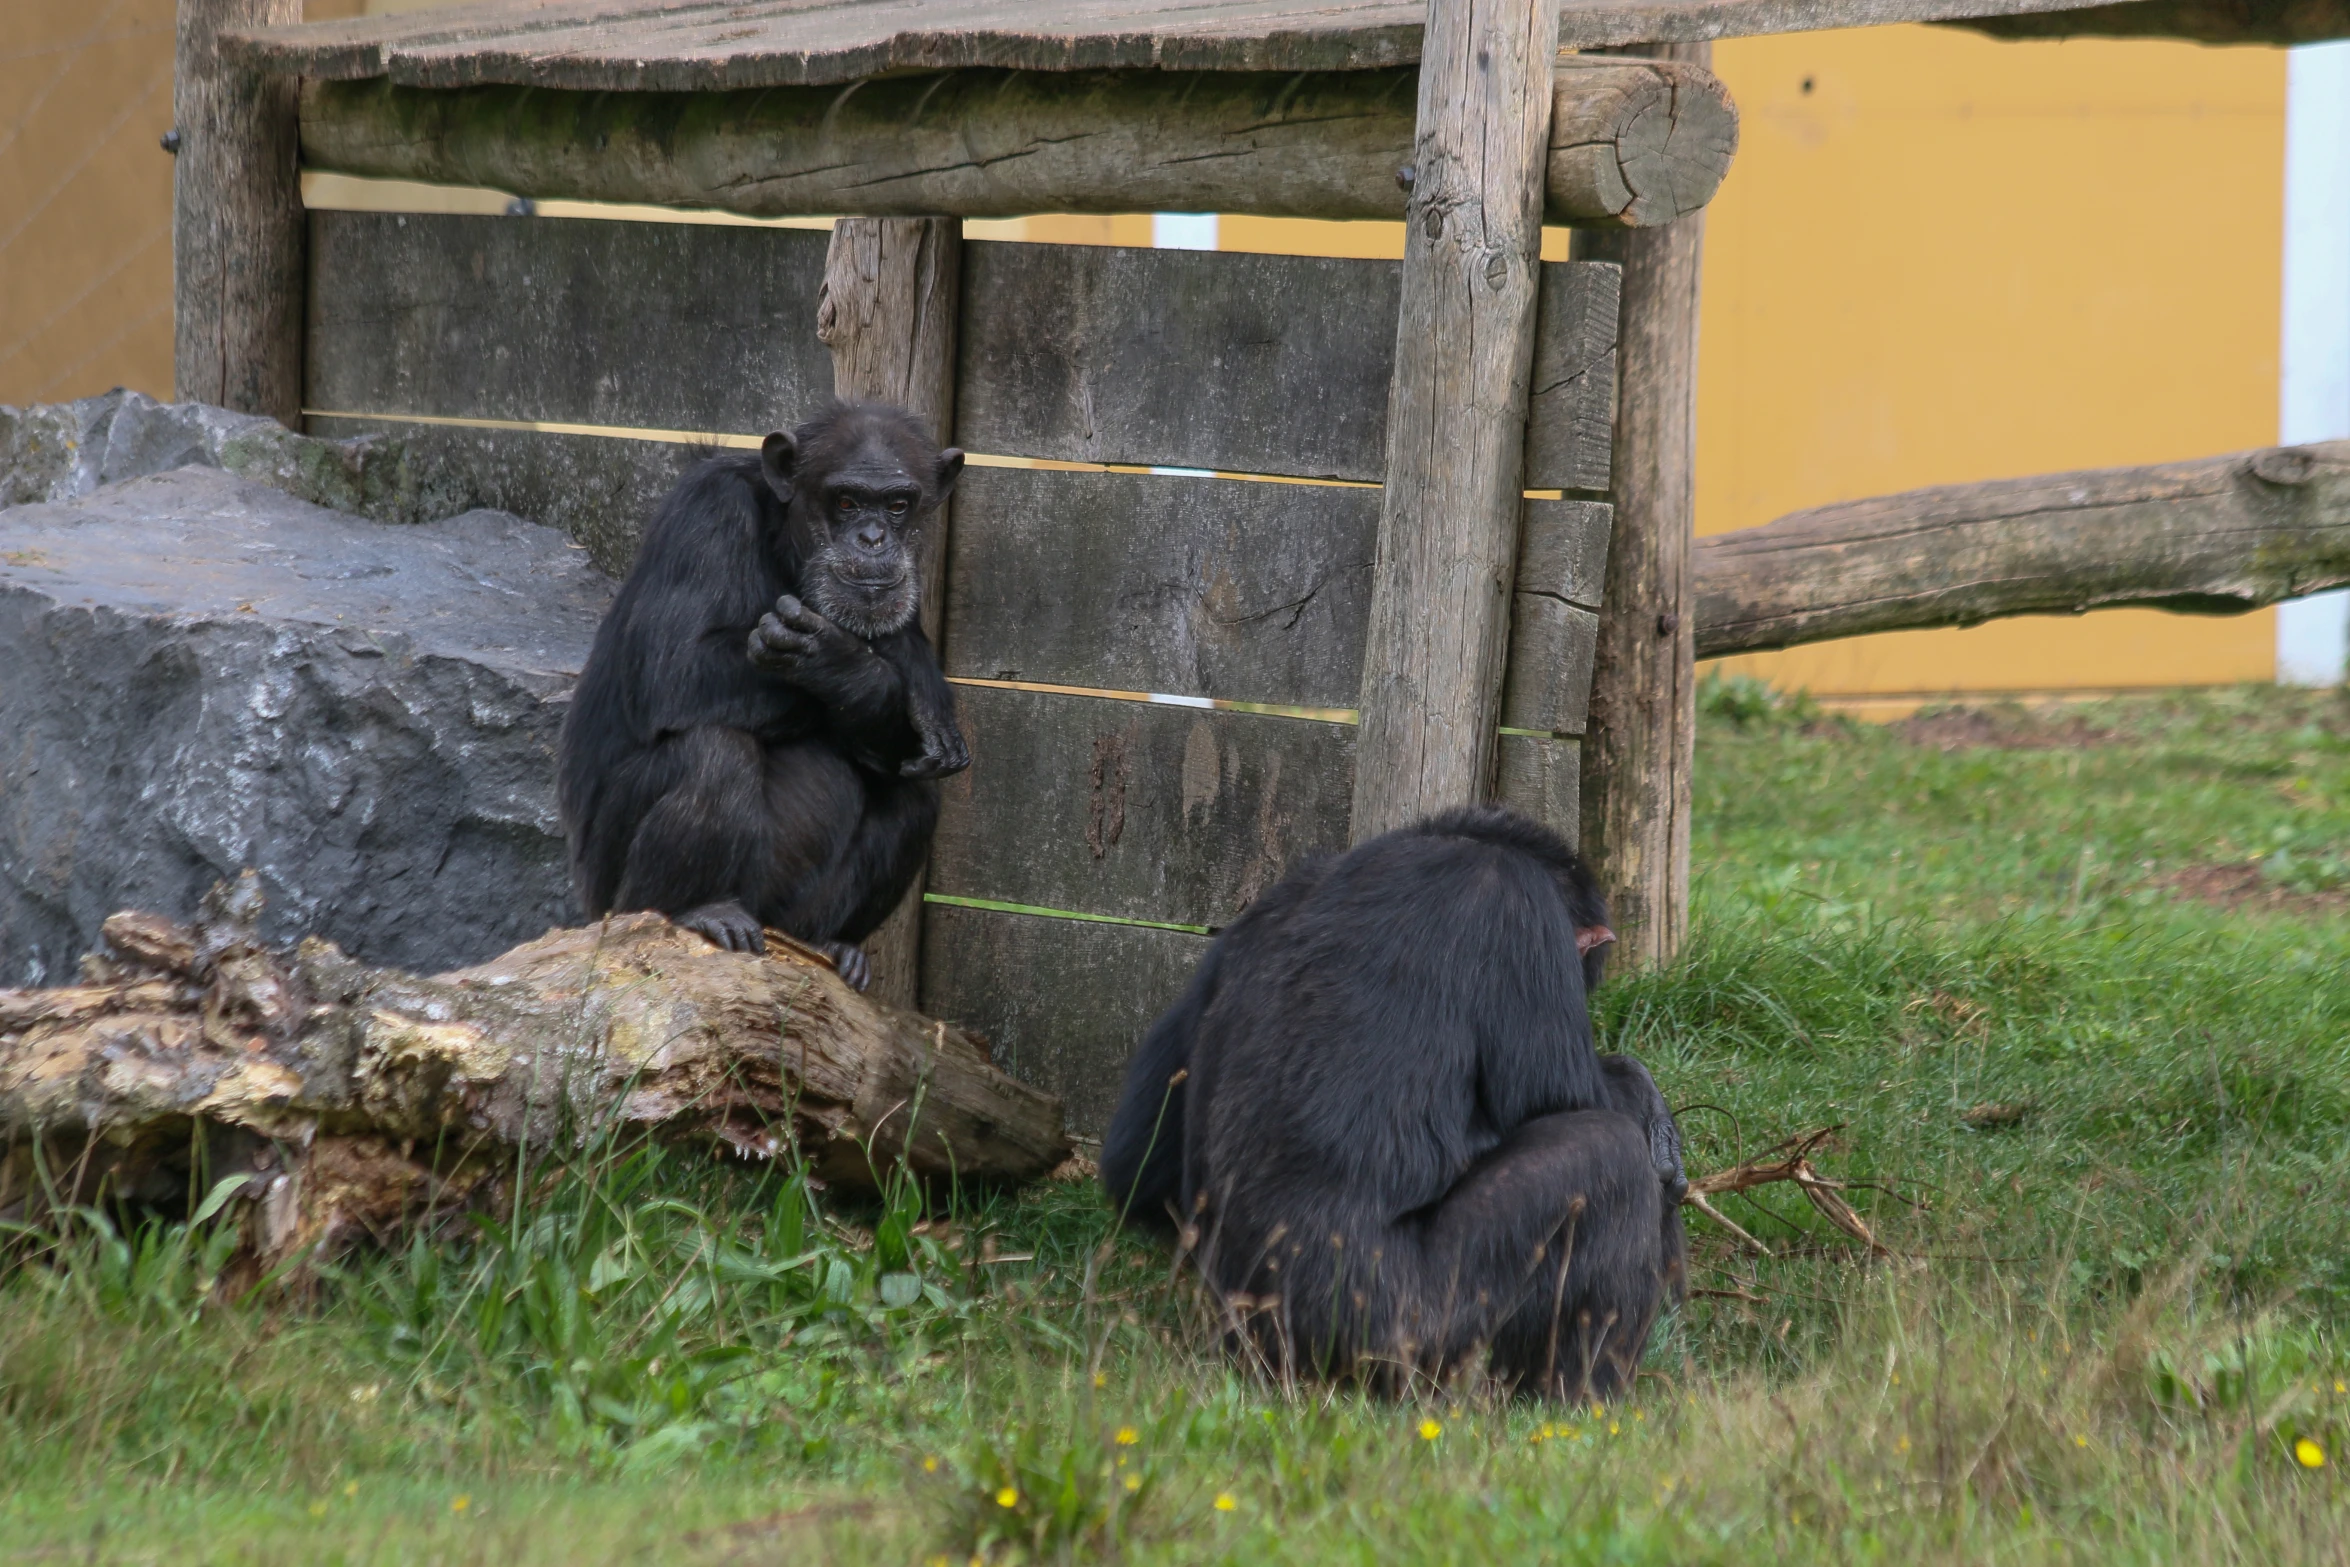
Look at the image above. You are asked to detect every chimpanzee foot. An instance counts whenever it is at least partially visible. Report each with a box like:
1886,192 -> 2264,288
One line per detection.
676,900 -> 766,954
820,941 -> 871,991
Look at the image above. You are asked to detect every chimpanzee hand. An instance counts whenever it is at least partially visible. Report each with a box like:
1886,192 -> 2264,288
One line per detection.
748,594 -> 870,688
677,898 -> 765,954
900,712 -> 971,780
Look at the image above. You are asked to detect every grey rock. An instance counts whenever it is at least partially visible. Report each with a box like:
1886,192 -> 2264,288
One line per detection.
0,466 -> 615,984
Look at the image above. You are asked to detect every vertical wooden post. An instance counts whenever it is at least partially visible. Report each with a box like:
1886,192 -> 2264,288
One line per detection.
1350,0 -> 1567,843
817,216 -> 963,1010
1573,42 -> 1709,968
173,0 -> 305,424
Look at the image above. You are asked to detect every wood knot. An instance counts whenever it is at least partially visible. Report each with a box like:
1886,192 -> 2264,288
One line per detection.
2247,448 -> 2316,486
1656,611 -> 1680,636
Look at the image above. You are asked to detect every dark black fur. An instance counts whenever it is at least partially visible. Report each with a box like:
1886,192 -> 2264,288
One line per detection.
557,402 -> 967,987
1100,805 -> 1687,1397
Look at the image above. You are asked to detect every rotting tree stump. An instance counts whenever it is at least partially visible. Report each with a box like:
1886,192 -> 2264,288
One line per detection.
0,876 -> 1070,1269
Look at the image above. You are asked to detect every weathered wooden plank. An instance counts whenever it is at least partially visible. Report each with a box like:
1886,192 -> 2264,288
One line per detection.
304,209 -> 832,434
1574,42 -> 1706,969
1500,596 -> 1601,736
919,903 -> 1205,1139
817,216 -> 962,1009
1493,732 -> 1581,845
1694,441 -> 2350,659
942,466 -> 1378,707
956,240 -> 1399,480
232,0 -> 2131,92
1524,263 -> 1620,493
296,62 -> 1734,228
1515,497 -> 1613,609
1349,0 -> 1563,844
303,416 -> 689,576
928,685 -> 1355,930
175,0 -> 305,426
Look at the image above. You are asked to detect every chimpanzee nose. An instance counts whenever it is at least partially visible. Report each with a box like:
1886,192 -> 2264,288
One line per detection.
856,522 -> 887,550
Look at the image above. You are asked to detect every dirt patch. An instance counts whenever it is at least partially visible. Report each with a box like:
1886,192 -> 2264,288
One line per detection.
1896,706 -> 2117,752
2155,862 -> 2350,918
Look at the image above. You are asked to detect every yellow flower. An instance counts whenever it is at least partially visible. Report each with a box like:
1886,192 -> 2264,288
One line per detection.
1608,1422 -> 1620,1436
928,1557 -> 950,1567
1093,1371 -> 1108,1389
2074,1435 -> 2089,1448
923,1455 -> 939,1473
1418,1418 -> 1442,1442
1115,1426 -> 1140,1446
308,1501 -> 328,1519
2337,1381 -> 2346,1395
1124,1474 -> 1142,1493
1591,1404 -> 1605,1420
342,1482 -> 359,1499
996,1487 -> 1019,1508
451,1495 -> 471,1515
2296,1438 -> 2327,1470
1214,1493 -> 1237,1512
1895,1434 -> 1910,1454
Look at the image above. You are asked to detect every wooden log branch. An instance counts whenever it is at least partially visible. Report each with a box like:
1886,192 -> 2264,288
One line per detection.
1944,0 -> 2350,44
294,58 -> 1736,229
1693,441 -> 2350,660
174,0 -> 306,425
0,878 -> 1069,1264
1351,0 -> 1565,843
816,217 -> 962,1010
1573,43 -> 1706,969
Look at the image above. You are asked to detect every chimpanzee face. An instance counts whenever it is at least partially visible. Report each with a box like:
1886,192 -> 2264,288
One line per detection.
760,405 -> 964,638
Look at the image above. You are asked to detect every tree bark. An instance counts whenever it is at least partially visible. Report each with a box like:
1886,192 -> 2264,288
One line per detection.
1573,42 -> 1708,970
816,219 -> 963,1010
295,60 -> 1734,229
1350,0 -> 1566,844
0,885 -> 1069,1264
175,0 -> 305,425
1694,441 -> 2350,658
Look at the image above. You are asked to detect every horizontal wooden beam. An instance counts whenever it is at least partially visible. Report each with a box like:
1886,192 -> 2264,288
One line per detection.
1692,441 -> 2350,659
1943,0 -> 2350,43
298,58 -> 1736,228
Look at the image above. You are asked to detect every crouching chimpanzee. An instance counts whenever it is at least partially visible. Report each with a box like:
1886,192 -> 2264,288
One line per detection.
558,402 -> 968,989
1101,806 -> 1687,1397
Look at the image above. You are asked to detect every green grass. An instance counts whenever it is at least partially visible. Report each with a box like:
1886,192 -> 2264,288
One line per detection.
7,682 -> 2349,1564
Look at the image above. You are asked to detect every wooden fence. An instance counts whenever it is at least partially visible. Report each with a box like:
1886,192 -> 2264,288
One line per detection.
304,210 -> 1619,1130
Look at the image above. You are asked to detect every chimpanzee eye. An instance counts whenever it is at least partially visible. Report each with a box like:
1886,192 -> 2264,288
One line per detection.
887,498 -> 910,516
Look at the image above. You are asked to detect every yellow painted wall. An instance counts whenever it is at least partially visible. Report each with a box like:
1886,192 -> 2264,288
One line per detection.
0,0 -> 178,405
1700,26 -> 2286,698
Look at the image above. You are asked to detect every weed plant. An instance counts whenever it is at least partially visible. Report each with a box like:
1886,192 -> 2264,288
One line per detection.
3,684 -> 2346,1563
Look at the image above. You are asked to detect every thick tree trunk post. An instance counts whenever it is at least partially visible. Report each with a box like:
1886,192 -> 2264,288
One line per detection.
174,0 -> 305,424
1573,42 -> 1709,969
816,217 -> 962,1009
1351,0 -> 1566,843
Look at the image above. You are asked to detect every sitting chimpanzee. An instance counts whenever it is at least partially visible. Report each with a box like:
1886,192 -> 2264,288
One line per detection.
1101,805 -> 1687,1397
558,402 -> 968,989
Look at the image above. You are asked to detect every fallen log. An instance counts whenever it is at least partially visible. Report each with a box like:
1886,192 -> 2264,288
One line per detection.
0,875 -> 1069,1266
295,56 -> 1737,229
1694,440 -> 2350,659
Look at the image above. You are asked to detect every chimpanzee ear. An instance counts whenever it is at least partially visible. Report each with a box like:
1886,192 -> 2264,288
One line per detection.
760,431 -> 798,505
1574,924 -> 1615,956
935,447 -> 966,497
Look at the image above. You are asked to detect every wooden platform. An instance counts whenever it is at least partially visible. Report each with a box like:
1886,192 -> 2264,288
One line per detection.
233,0 -> 2123,92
